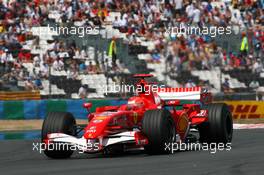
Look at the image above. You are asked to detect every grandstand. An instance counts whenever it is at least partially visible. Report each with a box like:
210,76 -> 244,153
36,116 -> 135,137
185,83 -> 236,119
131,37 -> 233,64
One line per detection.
0,0 -> 263,100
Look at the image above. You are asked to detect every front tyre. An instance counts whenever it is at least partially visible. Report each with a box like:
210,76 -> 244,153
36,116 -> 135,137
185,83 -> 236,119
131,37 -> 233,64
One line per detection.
41,112 -> 76,159
142,109 -> 176,154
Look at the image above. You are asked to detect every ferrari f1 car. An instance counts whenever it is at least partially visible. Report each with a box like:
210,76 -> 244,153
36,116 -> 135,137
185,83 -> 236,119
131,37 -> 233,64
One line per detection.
41,74 -> 233,158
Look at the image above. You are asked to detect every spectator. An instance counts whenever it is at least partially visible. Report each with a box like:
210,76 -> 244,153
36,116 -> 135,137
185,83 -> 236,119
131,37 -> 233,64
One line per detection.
185,79 -> 196,87
0,21 -> 4,33
150,49 -> 161,63
78,85 -> 88,99
33,55 -> 41,67
18,69 -> 27,81
108,36 -> 117,66
40,63 -> 49,78
29,68 -> 37,79
175,0 -> 184,15
240,32 -> 249,57
112,16 -> 120,29
252,58 -> 263,74
67,68 -> 79,80
73,48 -> 82,59
249,79 -> 260,91
222,78 -> 233,93
86,61 -> 96,74
52,58 -> 64,71
25,77 -> 35,91
34,77 -> 43,90
18,49 -> 31,63
0,48 -> 7,64
192,4 -> 201,25
79,61 -> 86,73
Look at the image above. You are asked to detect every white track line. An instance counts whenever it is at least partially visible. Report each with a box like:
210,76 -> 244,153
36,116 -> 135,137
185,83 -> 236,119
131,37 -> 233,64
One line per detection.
233,124 -> 264,129
190,124 -> 264,131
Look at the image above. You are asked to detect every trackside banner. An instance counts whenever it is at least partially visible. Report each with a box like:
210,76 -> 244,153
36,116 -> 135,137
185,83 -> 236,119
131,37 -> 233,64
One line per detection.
223,101 -> 264,119
0,100 -> 263,120
0,99 -> 127,120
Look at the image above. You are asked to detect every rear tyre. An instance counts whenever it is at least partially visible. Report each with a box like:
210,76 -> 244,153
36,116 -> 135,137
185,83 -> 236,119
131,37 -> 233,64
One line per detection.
142,109 -> 176,154
41,112 -> 76,159
198,103 -> 233,144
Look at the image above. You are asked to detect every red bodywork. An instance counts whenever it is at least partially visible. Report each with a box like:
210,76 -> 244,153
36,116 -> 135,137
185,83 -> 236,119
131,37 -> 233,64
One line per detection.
82,74 -> 212,149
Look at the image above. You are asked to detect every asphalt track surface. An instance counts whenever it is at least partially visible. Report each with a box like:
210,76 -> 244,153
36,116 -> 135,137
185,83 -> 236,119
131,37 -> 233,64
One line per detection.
0,129 -> 263,175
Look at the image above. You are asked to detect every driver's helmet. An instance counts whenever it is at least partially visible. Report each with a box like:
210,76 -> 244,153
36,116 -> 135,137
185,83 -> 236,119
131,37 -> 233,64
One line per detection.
127,97 -> 145,109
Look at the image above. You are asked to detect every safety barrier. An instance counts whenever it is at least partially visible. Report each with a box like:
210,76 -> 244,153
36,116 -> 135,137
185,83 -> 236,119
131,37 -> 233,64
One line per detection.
0,100 -> 263,120
0,99 -> 127,119
0,130 -> 40,140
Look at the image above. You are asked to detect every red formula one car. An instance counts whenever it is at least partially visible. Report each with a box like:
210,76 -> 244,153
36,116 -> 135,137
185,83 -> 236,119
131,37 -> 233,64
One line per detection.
41,74 -> 233,158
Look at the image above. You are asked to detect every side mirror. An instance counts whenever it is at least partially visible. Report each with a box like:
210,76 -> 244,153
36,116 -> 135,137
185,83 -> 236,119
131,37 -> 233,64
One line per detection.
83,103 -> 92,109
163,100 -> 180,106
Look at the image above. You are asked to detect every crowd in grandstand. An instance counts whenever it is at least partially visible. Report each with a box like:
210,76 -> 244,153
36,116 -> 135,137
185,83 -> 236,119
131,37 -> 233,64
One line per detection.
0,0 -> 108,91
0,0 -> 263,95
112,0 -> 263,71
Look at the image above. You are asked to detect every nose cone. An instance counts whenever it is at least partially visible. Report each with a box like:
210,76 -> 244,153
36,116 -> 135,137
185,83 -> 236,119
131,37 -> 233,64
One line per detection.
84,116 -> 111,139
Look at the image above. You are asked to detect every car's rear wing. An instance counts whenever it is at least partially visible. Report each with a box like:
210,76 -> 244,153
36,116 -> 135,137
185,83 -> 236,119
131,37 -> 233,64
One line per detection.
156,87 -> 212,104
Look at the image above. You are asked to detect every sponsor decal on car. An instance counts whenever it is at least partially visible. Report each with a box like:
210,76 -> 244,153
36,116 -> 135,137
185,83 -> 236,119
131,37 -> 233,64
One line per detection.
86,126 -> 96,133
133,112 -> 138,124
95,116 -> 108,120
92,119 -> 103,123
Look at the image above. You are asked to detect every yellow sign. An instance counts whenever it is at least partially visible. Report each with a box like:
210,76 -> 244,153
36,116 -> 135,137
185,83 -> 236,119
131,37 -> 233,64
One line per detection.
222,101 -> 264,119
